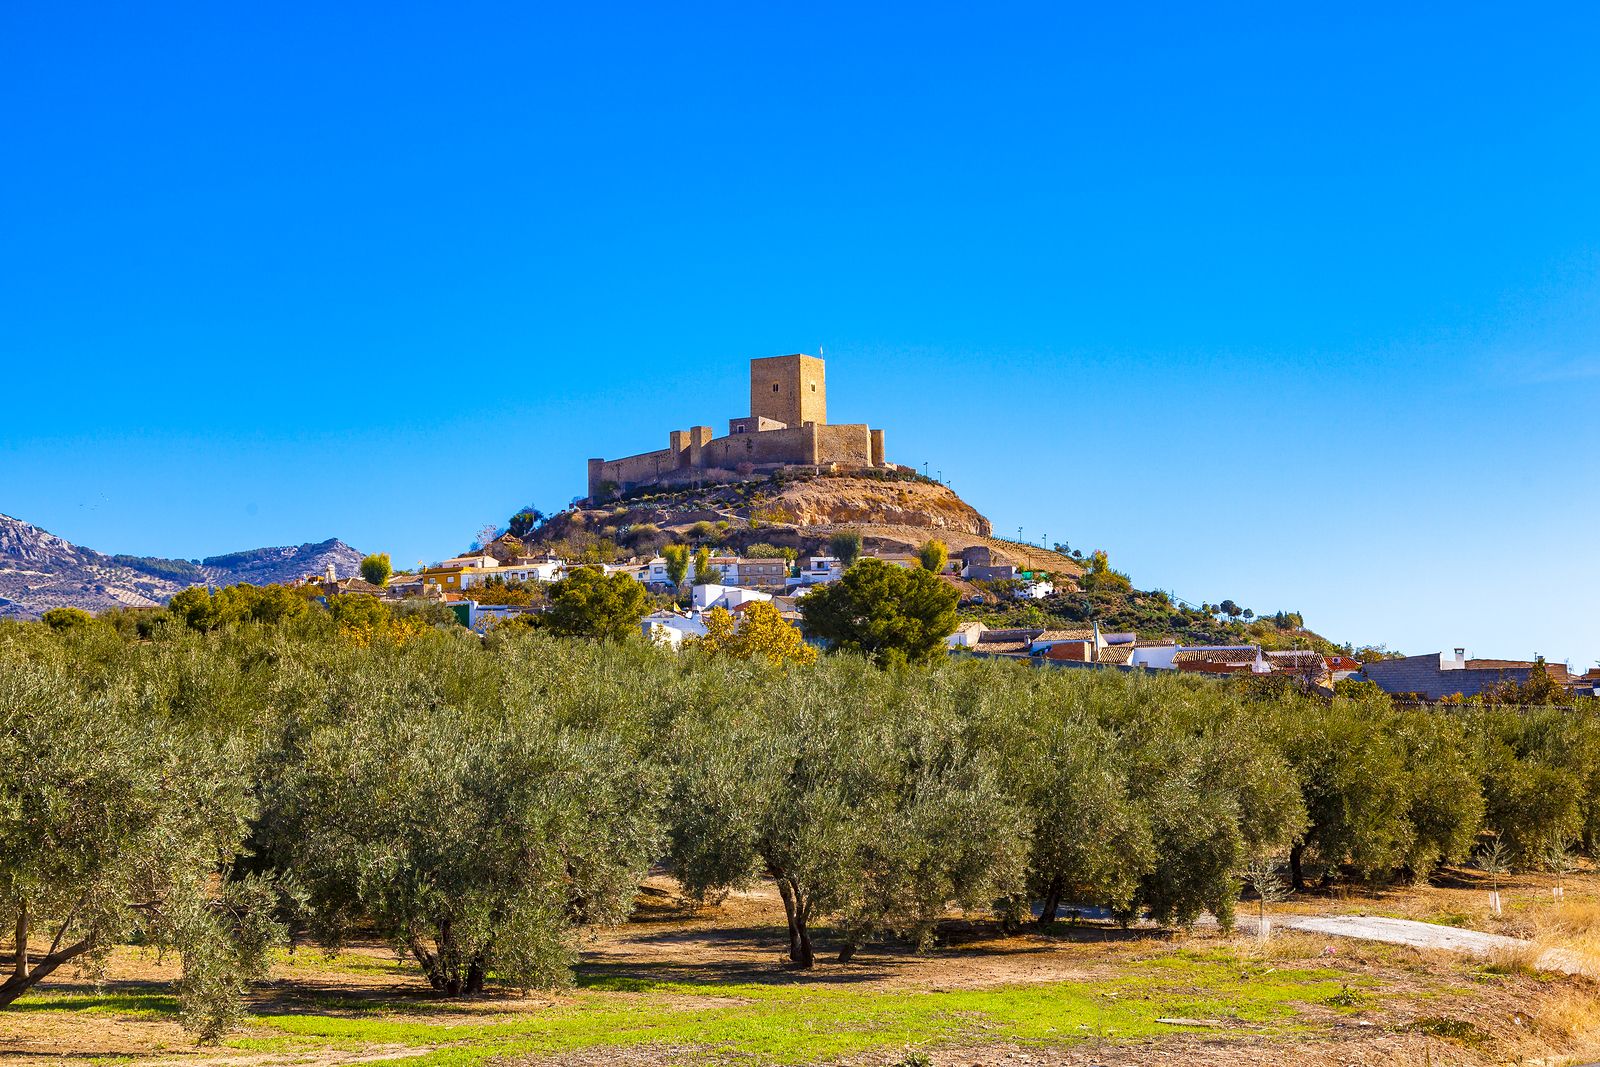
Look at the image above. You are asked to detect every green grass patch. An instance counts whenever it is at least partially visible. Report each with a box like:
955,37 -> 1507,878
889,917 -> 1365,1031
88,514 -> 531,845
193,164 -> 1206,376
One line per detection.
10,990 -> 179,1018
270,947 -> 411,978
239,953 -> 1353,1067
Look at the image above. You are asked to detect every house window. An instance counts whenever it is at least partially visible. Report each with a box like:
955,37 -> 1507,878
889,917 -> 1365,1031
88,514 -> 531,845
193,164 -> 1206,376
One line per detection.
772,383 -> 780,392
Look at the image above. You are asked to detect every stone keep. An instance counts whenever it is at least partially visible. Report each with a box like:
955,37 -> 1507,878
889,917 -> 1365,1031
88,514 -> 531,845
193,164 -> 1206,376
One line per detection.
749,353 -> 826,429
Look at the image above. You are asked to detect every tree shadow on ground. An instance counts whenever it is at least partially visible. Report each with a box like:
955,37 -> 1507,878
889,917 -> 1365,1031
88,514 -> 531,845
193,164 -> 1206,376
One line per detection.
578,918 -> 1174,990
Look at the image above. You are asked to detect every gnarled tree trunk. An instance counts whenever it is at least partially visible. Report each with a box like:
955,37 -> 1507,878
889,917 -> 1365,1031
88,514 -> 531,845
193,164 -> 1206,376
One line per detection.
774,877 -> 815,968
0,907 -> 94,1009
1037,876 -> 1064,927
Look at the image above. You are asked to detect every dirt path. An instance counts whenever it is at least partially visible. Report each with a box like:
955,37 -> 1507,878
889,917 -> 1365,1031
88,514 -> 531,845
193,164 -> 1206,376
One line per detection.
1244,913 -> 1596,977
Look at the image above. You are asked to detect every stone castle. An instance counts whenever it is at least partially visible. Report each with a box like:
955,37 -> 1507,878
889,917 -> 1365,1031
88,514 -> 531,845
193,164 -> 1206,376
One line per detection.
587,354 -> 890,499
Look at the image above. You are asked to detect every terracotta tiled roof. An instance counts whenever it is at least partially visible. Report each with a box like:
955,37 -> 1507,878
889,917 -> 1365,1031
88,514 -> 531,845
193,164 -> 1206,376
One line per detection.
972,640 -> 1033,657
1173,646 -> 1261,665
1098,644 -> 1136,665
976,628 -> 1044,644
1033,629 -> 1096,643
1267,650 -> 1331,683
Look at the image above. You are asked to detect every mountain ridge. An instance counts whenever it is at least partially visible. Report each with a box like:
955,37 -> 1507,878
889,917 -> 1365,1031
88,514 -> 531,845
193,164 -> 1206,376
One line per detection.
0,512 -> 363,619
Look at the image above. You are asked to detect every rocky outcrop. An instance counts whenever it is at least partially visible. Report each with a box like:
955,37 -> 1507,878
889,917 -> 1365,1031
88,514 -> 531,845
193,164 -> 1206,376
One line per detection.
760,476 -> 992,536
0,512 -> 363,619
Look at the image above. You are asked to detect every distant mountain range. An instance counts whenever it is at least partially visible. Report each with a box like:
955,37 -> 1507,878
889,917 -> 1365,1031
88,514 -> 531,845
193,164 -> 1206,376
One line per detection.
0,512 -> 364,620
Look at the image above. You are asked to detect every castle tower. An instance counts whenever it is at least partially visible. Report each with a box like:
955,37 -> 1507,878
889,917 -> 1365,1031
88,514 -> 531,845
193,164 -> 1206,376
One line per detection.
749,354 -> 826,428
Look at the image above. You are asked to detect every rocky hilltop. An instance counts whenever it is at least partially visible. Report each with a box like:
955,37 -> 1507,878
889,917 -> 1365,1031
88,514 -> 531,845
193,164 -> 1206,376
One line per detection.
0,512 -> 363,619
524,471 -> 1081,576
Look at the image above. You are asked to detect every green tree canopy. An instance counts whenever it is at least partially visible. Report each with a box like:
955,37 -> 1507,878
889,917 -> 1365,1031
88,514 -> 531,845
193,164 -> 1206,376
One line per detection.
799,558 -> 959,666
0,635 -> 282,1037
668,661 -> 1025,967
507,508 -> 545,539
545,567 -> 648,641
691,546 -> 720,585
661,544 -> 690,587
828,531 -> 863,567
917,538 -> 949,574
40,606 -> 94,631
257,637 -> 663,995
360,553 -> 393,587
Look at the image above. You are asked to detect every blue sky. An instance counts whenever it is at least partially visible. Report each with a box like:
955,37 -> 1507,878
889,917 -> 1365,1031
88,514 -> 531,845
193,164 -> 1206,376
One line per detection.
3,4 -> 1597,664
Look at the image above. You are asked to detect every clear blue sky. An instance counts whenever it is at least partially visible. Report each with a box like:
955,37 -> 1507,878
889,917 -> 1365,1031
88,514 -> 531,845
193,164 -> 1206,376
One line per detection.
3,4 -> 1598,665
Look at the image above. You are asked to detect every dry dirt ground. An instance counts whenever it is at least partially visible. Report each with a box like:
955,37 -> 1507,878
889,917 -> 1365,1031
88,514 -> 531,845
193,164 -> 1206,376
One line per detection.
6,872 -> 1600,1067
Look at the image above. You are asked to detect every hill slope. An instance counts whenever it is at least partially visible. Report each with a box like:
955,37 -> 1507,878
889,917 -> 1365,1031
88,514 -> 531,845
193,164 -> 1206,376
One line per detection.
508,470 -> 1363,653
520,470 -> 1082,577
0,512 -> 363,619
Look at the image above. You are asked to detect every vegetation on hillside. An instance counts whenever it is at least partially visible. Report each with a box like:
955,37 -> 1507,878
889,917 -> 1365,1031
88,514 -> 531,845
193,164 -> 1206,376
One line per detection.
496,490 -> 1376,655
965,548 -> 1390,658
494,467 -> 988,568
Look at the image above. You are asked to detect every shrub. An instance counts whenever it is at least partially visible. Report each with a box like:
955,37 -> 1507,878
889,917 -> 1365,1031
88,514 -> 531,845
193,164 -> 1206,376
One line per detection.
40,607 -> 94,631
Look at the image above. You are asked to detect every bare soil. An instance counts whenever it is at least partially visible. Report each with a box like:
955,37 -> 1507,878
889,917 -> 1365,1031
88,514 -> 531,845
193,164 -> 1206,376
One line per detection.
5,873 -> 1600,1067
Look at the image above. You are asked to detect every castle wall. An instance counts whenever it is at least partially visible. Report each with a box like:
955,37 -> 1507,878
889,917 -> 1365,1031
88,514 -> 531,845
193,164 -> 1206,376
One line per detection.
589,447 -> 682,497
588,355 -> 882,499
591,423 -> 880,498
814,423 -> 873,467
696,424 -> 817,469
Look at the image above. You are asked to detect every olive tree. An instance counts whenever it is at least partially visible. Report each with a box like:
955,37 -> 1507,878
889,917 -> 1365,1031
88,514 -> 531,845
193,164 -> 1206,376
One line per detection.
1278,696 -> 1482,888
1025,720 -> 1154,924
0,636 -> 280,1039
667,659 -> 1024,966
1116,681 -> 1305,928
261,637 -> 662,994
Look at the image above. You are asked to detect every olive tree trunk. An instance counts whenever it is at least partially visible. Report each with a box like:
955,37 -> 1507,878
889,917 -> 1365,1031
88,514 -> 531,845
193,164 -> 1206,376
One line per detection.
0,906 -> 94,1008
406,920 -> 489,996
775,877 -> 815,968
12,907 -> 26,980
1037,876 -> 1064,927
